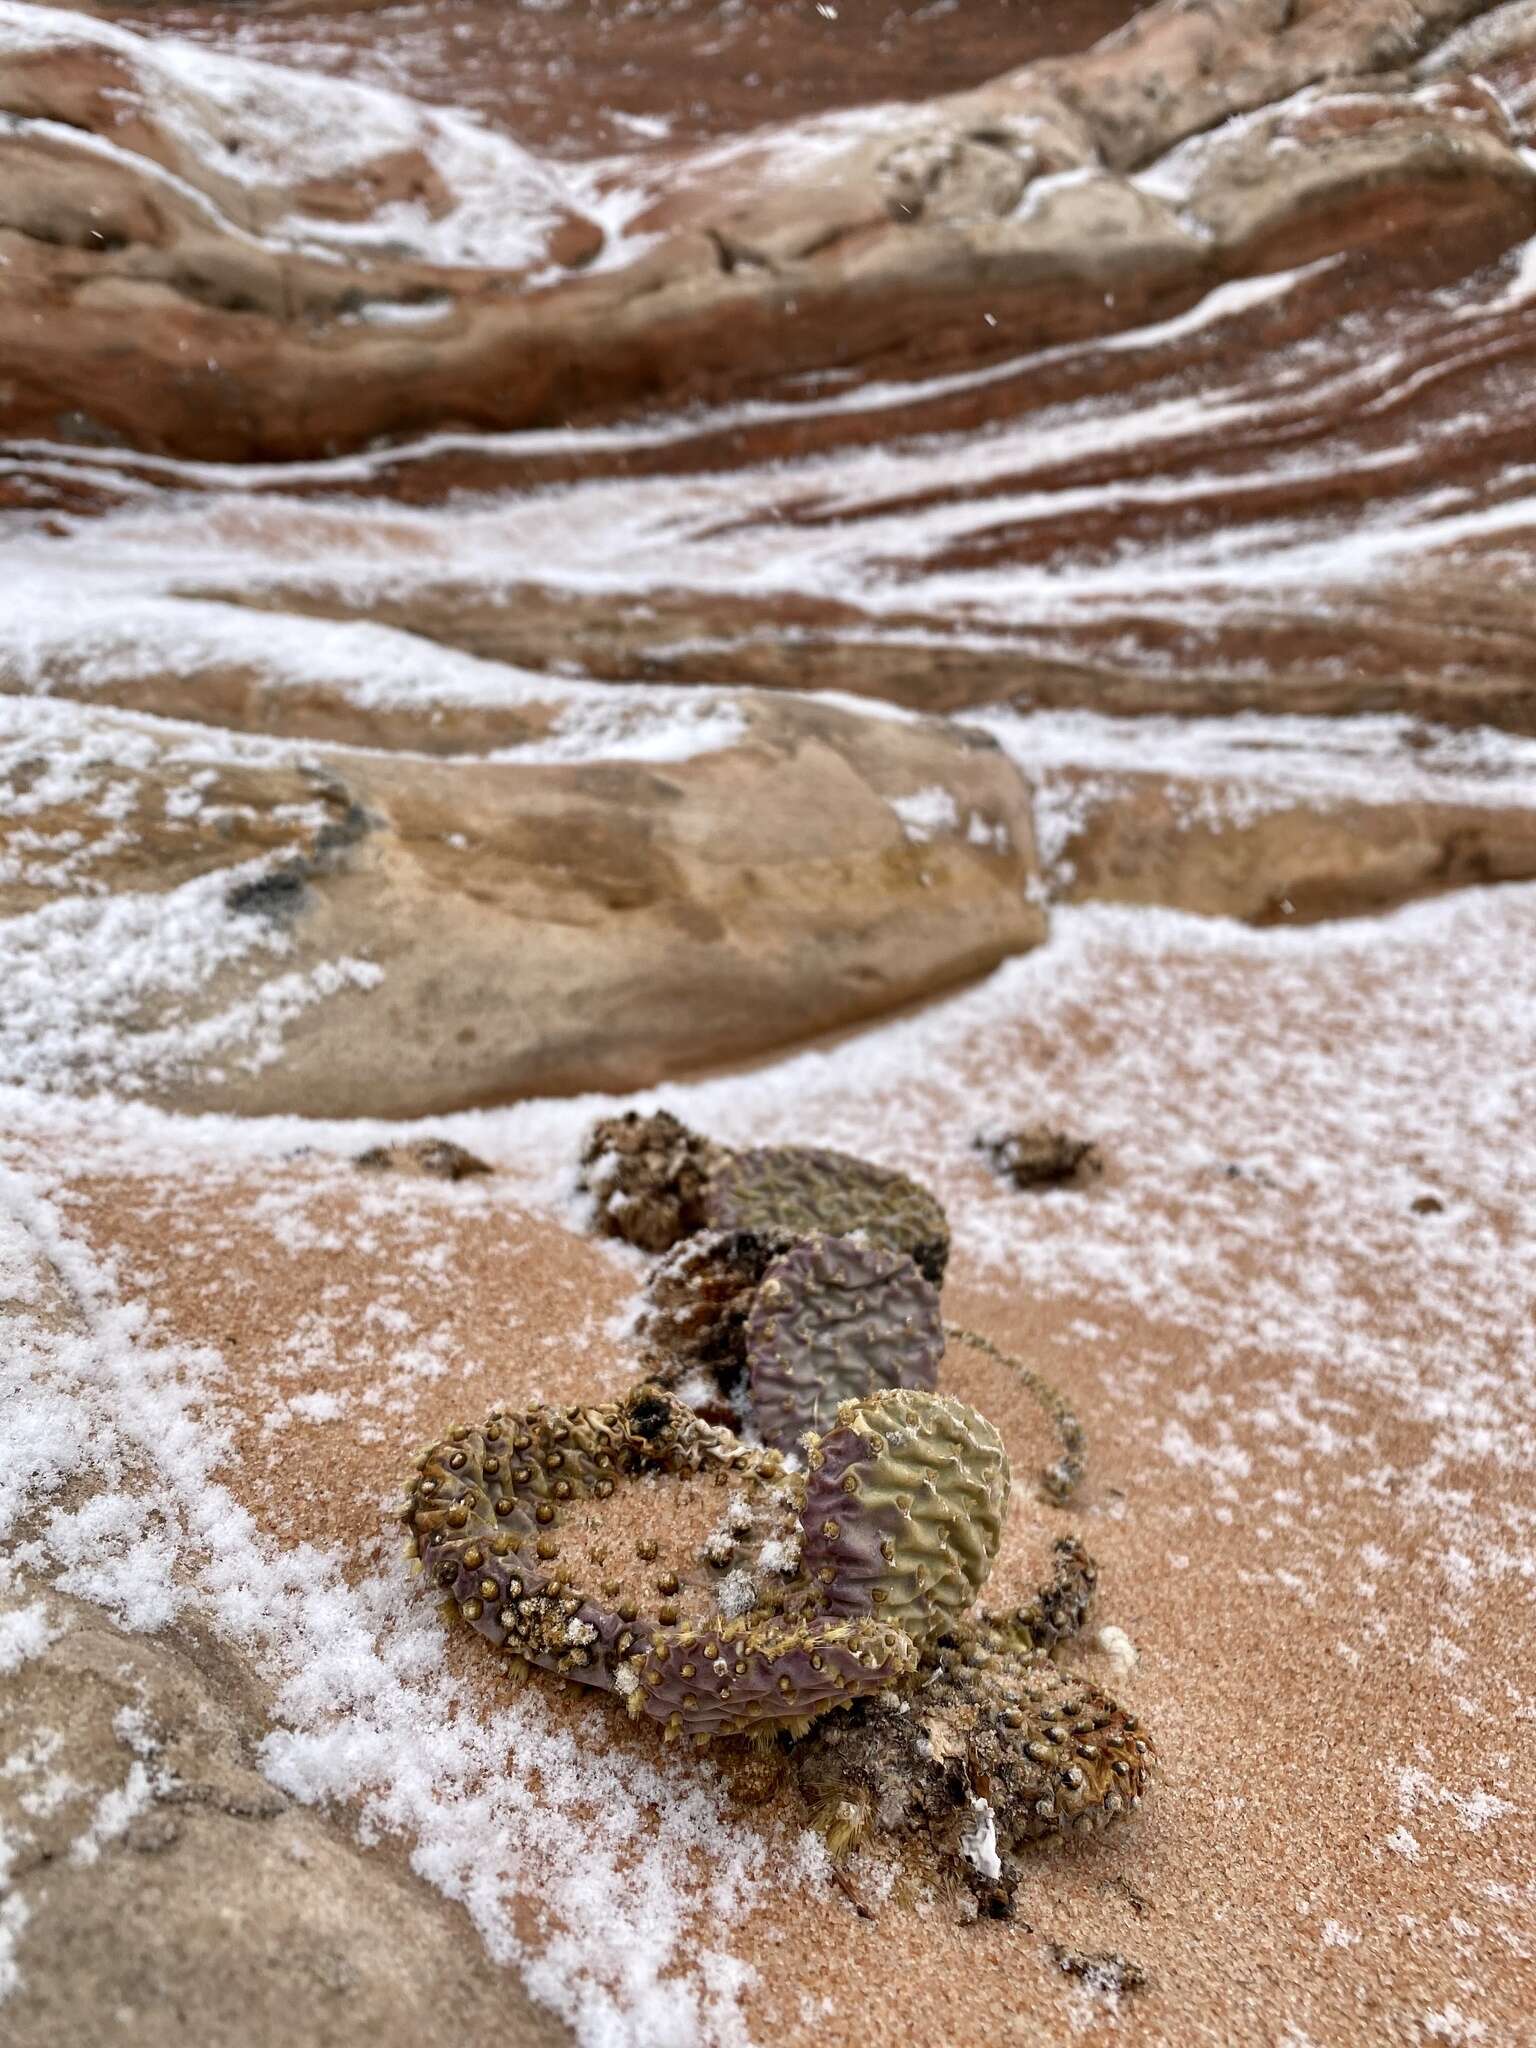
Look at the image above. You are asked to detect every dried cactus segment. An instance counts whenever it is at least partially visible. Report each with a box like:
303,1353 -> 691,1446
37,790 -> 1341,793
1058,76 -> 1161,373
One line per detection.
978,1534 -> 1099,1654
637,1228 -> 792,1390
704,1145 -> 950,1286
628,1613 -> 919,1741
794,1643 -> 1155,1887
356,1137 -> 492,1180
977,1127 -> 1103,1191
800,1388 -> 1009,1648
403,1386 -> 784,1669
580,1109 -> 728,1254
745,1234 -> 944,1453
944,1324 -> 1086,1504
978,1651 -> 1156,1846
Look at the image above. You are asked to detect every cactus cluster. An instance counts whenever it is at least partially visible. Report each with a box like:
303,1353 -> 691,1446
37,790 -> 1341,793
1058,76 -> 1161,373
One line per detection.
580,1110 -> 951,1283
403,1383 -> 1013,1744
400,1112 -> 1158,1912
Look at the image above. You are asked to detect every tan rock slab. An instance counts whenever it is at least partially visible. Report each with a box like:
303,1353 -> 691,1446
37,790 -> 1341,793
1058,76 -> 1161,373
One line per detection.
0,693 -> 1044,1114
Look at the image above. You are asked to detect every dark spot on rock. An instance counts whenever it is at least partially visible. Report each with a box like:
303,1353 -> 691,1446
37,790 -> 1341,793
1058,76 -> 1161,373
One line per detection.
226,864 -> 308,918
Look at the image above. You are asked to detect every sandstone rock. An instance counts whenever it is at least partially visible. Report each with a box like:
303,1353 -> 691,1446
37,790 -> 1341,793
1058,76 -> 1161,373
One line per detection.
2,0 -> 1532,459
0,1575 -> 568,2048
1041,766 -> 1536,924
0,692 -> 1043,1115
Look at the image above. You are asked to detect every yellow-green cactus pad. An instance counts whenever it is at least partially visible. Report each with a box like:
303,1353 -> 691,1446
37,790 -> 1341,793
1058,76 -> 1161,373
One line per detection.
800,1388 -> 1009,1649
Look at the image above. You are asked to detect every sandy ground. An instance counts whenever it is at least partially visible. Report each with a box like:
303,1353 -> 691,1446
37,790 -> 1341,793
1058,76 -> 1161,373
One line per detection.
7,884 -> 1534,2046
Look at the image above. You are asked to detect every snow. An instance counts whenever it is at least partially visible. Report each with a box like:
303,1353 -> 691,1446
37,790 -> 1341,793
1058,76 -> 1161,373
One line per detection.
0,0 -> 588,270
888,786 -> 960,843
0,846 -> 385,1102
0,568 -> 749,768
959,1797 -> 1001,1882
0,1602 -> 58,1676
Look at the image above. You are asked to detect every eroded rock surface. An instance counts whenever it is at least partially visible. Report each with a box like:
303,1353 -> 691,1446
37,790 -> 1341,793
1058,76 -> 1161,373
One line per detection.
1048,770 -> 1536,923
3,0 -> 1534,460
0,1575 -> 568,2048
998,713 -> 1536,922
0,691 -> 1043,1114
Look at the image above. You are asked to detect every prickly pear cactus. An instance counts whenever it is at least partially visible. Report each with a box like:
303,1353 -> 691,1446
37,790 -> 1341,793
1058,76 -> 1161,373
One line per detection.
403,1368 -> 1154,1886
794,1637 -> 1156,1906
637,1228 -> 792,1390
944,1323 -> 1087,1504
799,1388 -> 1009,1649
580,1110 -> 727,1254
744,1234 -> 944,1453
402,1383 -> 916,1742
704,1145 -> 950,1285
978,1534 -> 1099,1654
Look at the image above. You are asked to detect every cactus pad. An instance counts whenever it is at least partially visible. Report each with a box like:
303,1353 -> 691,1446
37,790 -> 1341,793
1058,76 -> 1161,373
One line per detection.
580,1110 -> 727,1254
402,1383 -> 914,1740
800,1388 -> 1009,1648
744,1234 -> 944,1453
704,1145 -> 950,1285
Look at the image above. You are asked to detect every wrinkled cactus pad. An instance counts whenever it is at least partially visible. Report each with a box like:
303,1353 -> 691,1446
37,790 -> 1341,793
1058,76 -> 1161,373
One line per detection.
800,1388 -> 1009,1649
744,1234 -> 943,1453
704,1145 -> 950,1285
580,1110 -> 727,1254
403,1383 -> 916,1741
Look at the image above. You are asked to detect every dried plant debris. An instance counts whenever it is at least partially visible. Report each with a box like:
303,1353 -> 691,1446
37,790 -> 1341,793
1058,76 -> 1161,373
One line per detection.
637,1229 -> 793,1390
1049,1947 -> 1149,1997
980,1534 -> 1099,1655
354,1137 -> 492,1180
978,1126 -> 1103,1191
579,1109 -> 729,1254
794,1641 -> 1154,1915
579,1110 -> 951,1281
